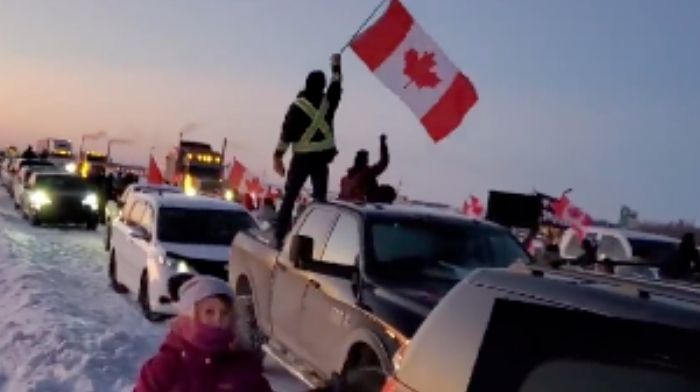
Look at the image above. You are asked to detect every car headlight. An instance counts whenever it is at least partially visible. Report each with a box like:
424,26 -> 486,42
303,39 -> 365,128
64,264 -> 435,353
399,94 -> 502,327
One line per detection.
224,189 -> 234,201
65,162 -> 77,174
160,256 -> 190,273
82,193 -> 98,211
29,190 -> 52,209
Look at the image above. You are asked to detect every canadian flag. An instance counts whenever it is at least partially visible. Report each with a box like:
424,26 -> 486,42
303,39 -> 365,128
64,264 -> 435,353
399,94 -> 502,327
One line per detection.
462,194 -> 485,218
147,155 -> 164,185
551,195 -> 593,237
228,159 -> 266,195
351,0 -> 478,142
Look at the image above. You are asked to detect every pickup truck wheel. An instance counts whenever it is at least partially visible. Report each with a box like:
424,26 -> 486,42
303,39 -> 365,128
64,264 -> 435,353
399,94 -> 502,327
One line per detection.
341,347 -> 384,392
236,294 -> 266,357
341,366 -> 386,392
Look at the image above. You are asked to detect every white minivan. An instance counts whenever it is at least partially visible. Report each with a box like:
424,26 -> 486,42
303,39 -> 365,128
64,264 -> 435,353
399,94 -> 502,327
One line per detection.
109,193 -> 255,320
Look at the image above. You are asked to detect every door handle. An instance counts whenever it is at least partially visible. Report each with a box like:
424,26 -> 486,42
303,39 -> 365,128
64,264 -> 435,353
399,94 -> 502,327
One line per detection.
307,279 -> 320,289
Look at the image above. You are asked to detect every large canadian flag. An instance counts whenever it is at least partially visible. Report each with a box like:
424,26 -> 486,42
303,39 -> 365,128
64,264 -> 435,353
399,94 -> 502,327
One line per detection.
228,159 -> 266,195
351,0 -> 478,142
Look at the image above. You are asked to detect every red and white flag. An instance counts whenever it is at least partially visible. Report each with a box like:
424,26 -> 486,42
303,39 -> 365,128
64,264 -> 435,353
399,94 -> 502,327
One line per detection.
462,194 -> 485,218
551,195 -> 593,236
228,159 -> 266,195
351,0 -> 478,142
147,155 -> 164,185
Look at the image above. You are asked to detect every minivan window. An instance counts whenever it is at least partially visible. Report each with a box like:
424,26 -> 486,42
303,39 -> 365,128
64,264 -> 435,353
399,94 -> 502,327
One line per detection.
157,208 -> 254,245
128,202 -> 147,226
367,217 -> 528,282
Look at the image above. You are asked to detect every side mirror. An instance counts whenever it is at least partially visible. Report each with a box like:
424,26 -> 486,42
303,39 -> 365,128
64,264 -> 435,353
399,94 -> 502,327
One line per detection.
289,234 -> 314,269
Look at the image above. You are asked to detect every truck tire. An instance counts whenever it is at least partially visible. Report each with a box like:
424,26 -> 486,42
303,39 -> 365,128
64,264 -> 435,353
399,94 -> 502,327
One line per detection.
235,277 -> 266,359
341,346 -> 384,392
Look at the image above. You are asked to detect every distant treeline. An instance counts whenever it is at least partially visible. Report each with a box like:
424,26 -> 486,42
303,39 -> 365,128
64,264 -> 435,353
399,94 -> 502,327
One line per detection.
634,220 -> 700,240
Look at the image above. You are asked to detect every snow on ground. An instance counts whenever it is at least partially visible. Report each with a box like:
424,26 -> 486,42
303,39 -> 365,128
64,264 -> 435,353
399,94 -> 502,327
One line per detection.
0,190 -> 306,392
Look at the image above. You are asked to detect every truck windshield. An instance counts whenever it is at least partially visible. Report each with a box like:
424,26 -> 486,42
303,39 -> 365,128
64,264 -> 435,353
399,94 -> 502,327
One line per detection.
158,208 -> 254,245
367,217 -> 528,282
188,165 -> 221,179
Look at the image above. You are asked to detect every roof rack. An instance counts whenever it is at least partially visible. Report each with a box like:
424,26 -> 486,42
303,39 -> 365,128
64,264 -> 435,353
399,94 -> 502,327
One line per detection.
528,265 -> 700,307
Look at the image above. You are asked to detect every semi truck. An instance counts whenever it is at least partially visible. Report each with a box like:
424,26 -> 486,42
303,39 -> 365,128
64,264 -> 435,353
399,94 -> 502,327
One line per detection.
164,139 -> 227,197
36,138 -> 76,172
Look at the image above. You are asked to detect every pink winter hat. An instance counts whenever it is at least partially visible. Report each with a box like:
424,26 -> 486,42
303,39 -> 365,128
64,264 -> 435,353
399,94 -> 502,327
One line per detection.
176,275 -> 235,317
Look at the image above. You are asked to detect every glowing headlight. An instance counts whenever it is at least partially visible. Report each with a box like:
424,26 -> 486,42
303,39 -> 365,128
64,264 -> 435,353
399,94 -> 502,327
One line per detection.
176,261 -> 191,273
160,256 -> 190,273
224,189 -> 234,201
65,162 -> 77,174
30,190 -> 52,209
82,193 -> 98,211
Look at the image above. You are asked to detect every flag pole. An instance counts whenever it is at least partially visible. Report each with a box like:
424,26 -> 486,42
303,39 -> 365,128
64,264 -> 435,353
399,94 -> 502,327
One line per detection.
339,0 -> 389,53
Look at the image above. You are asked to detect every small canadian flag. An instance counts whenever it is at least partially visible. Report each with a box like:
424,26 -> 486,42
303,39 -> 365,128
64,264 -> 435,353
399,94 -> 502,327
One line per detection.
462,194 -> 485,218
228,159 -> 266,195
351,0 -> 478,142
147,155 -> 164,185
551,195 -> 593,237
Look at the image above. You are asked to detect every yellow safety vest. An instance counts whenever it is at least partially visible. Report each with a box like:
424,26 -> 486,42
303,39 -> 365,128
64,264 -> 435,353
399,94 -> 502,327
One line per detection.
291,97 -> 335,153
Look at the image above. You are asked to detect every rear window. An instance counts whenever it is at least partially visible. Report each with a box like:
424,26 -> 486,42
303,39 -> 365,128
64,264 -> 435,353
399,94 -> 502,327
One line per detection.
468,300 -> 700,392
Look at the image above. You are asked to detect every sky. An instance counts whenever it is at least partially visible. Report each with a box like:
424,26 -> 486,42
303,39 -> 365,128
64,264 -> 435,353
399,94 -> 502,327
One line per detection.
0,0 -> 699,223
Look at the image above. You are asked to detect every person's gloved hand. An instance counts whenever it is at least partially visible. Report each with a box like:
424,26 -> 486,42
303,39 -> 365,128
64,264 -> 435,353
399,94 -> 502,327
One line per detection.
273,157 -> 286,177
330,53 -> 341,67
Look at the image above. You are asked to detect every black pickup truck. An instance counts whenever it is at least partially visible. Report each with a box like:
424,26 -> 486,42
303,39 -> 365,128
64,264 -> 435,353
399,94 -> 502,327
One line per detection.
228,202 -> 529,390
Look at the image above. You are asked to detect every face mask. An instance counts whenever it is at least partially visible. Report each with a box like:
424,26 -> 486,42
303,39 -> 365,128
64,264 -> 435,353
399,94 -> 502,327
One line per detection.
174,316 -> 236,353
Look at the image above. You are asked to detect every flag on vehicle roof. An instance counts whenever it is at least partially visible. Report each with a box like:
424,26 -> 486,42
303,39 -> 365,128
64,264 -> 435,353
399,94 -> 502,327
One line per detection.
351,0 -> 478,142
147,155 -> 164,185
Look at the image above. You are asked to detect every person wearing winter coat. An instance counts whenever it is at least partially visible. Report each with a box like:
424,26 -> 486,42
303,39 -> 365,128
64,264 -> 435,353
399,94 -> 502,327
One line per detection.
273,53 -> 343,246
134,276 -> 273,392
339,134 -> 389,202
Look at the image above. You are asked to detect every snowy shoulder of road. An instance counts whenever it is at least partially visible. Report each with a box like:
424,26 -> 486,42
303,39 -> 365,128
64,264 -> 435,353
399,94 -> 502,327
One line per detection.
0,192 -> 306,392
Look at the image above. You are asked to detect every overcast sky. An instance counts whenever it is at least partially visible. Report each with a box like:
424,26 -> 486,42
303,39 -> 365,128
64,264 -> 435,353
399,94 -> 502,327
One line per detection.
0,0 -> 698,223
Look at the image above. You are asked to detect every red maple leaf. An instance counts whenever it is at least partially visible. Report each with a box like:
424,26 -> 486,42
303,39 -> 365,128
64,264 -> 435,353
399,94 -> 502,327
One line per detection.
403,49 -> 441,89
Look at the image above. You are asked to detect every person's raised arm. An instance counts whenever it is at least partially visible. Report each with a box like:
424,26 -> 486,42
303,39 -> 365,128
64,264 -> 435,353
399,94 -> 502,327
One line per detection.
370,134 -> 389,176
326,53 -> 343,110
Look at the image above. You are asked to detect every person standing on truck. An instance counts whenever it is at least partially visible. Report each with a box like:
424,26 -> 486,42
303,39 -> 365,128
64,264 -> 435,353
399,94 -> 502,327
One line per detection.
273,53 -> 343,246
339,134 -> 390,202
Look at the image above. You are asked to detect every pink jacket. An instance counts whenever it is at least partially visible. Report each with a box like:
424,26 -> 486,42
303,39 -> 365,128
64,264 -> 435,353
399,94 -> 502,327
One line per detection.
135,323 -> 273,392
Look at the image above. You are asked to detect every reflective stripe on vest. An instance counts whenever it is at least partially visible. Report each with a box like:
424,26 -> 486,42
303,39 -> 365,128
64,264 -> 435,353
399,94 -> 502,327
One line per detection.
292,97 -> 335,153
